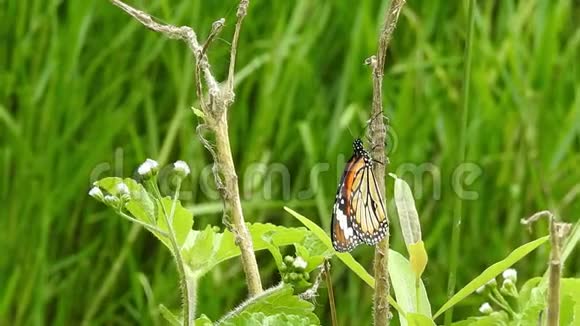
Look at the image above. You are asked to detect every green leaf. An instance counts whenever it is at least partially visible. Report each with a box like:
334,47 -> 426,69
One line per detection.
560,278 -> 580,326
219,285 -> 319,325
294,242 -> 326,273
194,314 -> 213,326
407,313 -> 436,326
182,223 -> 313,278
561,293 -> 575,326
433,236 -> 549,319
284,206 -> 406,316
159,304 -> 181,326
96,177 -> 156,223
392,174 -> 422,246
516,277 -> 544,325
156,197 -> 193,249
450,311 -> 509,325
191,106 -> 206,119
516,277 -> 580,326
518,277 -> 542,306
261,231 -> 284,268
390,250 -> 432,324
221,312 -> 313,326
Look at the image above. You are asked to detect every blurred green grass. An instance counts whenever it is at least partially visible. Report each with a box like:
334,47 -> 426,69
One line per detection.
1,0 -> 578,324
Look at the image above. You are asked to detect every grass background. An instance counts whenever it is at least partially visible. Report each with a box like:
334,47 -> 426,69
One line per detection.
1,0 -> 578,324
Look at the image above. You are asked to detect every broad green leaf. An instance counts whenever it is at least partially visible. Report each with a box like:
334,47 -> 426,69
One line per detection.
159,304 -> 181,326
220,285 -> 319,325
516,277 -> 544,325
433,236 -> 549,319
156,197 -> 193,248
182,223 -> 315,278
560,278 -> 580,326
518,277 -> 542,306
516,278 -> 580,326
195,314 -> 213,325
284,206 -> 406,316
294,242 -> 326,273
261,231 -> 284,268
392,174 -> 422,246
96,177 -> 155,223
561,293 -> 575,326
450,311 -> 509,325
221,312 -> 313,325
407,313 -> 436,326
390,250 -> 431,324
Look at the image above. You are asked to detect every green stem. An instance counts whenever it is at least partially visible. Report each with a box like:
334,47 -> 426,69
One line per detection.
415,279 -> 420,313
118,210 -> 169,236
490,288 -> 516,317
444,0 -> 475,324
154,179 -> 194,326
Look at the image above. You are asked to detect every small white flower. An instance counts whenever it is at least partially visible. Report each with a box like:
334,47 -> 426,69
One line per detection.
88,187 -> 104,200
293,256 -> 308,270
486,277 -> 497,287
174,160 -> 191,177
479,302 -> 493,314
476,285 -> 486,294
502,268 -> 517,282
138,158 -> 159,177
502,278 -> 514,287
103,194 -> 120,207
501,278 -> 518,297
117,182 -> 130,196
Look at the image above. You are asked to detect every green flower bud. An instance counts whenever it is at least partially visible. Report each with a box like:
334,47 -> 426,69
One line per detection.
289,272 -> 298,281
284,255 -> 295,265
103,195 -> 120,208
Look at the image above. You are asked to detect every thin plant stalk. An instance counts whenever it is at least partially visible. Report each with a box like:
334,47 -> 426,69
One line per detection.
159,180 -> 195,325
368,0 -> 406,325
324,261 -> 338,326
444,0 -> 475,324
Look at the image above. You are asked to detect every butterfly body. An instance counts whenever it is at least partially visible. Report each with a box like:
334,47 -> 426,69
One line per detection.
331,139 -> 388,252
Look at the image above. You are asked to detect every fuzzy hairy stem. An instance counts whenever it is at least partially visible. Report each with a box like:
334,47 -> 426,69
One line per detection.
368,1 -> 405,325
218,283 -> 285,323
110,0 -> 263,297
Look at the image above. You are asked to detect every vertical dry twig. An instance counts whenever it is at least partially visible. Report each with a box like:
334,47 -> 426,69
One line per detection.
366,0 -> 406,325
110,0 -> 263,306
521,211 -> 571,326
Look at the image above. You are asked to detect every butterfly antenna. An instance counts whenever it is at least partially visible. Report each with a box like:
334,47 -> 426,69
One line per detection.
346,126 -> 357,140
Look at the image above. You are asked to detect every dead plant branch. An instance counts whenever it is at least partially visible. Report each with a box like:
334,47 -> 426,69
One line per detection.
368,1 -> 406,325
110,0 -> 263,299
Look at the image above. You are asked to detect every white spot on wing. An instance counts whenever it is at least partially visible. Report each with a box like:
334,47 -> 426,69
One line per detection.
335,205 -> 350,238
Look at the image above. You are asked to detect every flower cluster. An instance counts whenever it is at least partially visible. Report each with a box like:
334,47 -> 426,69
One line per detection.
280,255 -> 310,288
475,268 -> 520,317
89,181 -> 131,211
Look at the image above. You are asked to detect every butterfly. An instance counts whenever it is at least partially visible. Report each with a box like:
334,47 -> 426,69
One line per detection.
331,138 -> 388,252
